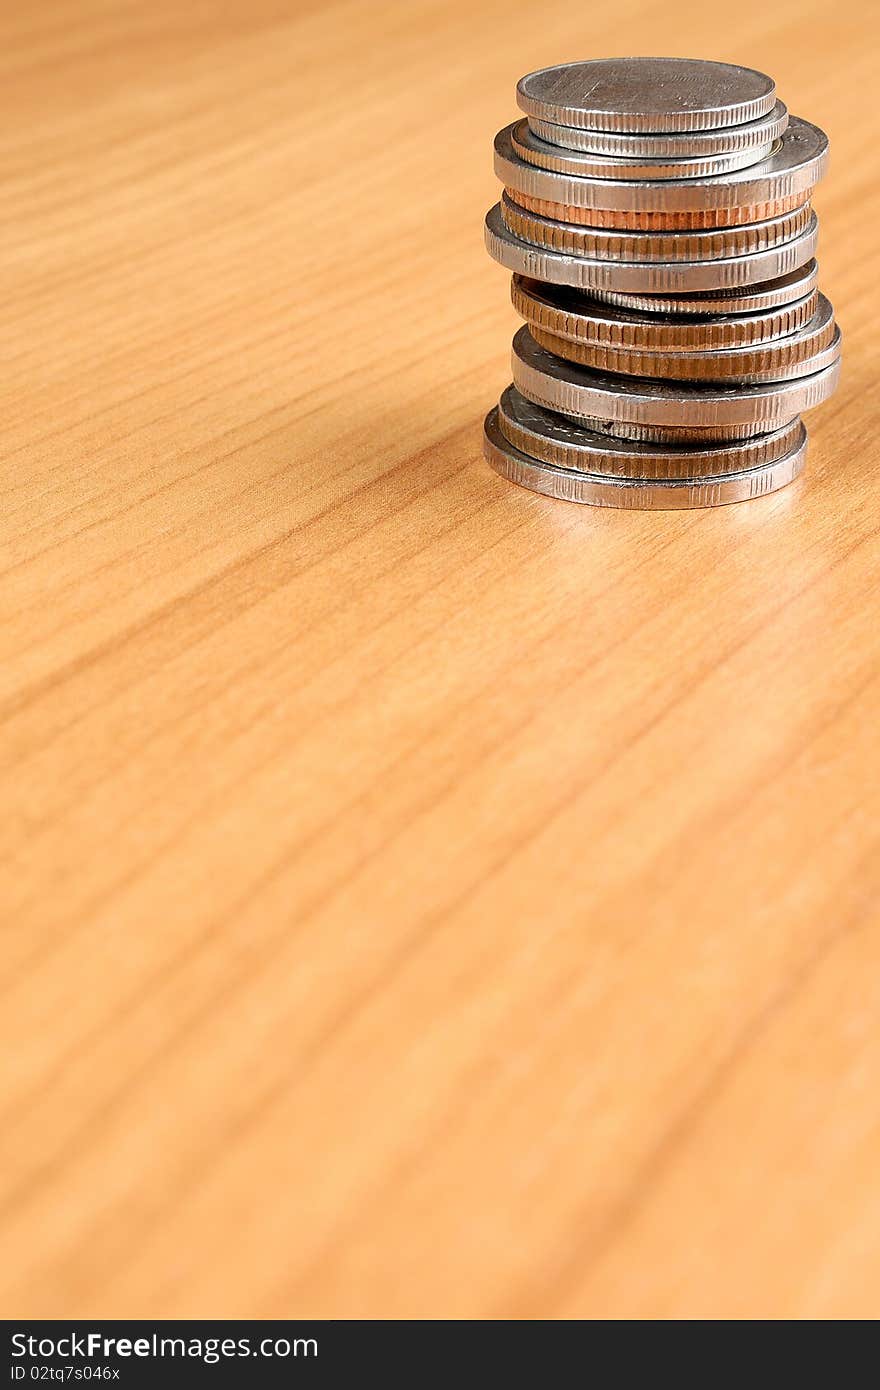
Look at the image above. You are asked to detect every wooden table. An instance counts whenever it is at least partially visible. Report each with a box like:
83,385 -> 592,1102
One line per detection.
3,0 -> 879,1320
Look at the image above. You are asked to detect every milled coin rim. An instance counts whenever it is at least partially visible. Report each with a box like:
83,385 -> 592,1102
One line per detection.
511,275 -> 820,352
515,58 -> 777,133
511,119 -> 777,181
494,117 -> 827,211
496,385 -> 804,478
484,407 -> 806,509
500,191 -> 812,262
532,321 -> 840,384
504,188 -> 812,229
546,416 -> 791,442
527,101 -> 789,156
511,324 -> 842,427
586,260 -> 820,312
485,203 -> 819,292
530,294 -> 837,381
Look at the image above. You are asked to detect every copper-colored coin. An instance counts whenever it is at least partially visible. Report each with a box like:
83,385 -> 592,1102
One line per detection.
511,275 -> 820,353
531,294 -> 837,381
500,191 -> 812,262
485,203 -> 818,294
505,187 -> 811,230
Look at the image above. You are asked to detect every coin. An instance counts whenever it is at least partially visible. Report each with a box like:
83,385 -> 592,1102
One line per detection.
527,101 -> 789,156
484,407 -> 806,509
494,117 -> 827,213
587,260 -> 819,313
496,384 -> 804,478
551,417 -> 785,442
483,61 -> 840,503
485,203 -> 818,292
531,293 -> 836,381
500,191 -> 812,261
532,326 -> 840,385
511,275 -> 819,352
510,119 -> 776,181
504,188 -> 811,230
515,58 -> 776,133
511,324 -> 841,429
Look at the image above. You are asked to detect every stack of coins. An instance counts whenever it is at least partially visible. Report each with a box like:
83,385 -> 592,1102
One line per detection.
483,58 -> 841,508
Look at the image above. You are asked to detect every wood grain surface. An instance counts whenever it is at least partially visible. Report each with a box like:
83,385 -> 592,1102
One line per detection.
3,0 -> 879,1320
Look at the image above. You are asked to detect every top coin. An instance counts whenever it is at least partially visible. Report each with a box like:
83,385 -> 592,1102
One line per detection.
516,58 -> 776,133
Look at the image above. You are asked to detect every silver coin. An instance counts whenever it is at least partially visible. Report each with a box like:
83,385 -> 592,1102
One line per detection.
484,408 -> 806,509
531,294 -> 837,382
528,101 -> 789,156
494,117 -> 827,213
485,203 -> 818,293
550,416 -> 789,442
511,324 -> 841,429
511,275 -> 820,352
500,191 -> 812,262
588,260 -> 819,313
496,384 -> 804,479
510,119 -> 776,181
516,58 -> 776,133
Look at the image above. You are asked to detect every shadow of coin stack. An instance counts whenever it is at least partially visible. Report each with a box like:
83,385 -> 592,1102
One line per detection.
483,58 -> 841,508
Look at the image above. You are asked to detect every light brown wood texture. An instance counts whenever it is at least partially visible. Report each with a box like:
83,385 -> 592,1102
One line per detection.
2,0 -> 879,1321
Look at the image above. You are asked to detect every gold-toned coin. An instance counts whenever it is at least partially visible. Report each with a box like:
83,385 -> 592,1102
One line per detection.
511,275 -> 819,352
530,294 -> 837,382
